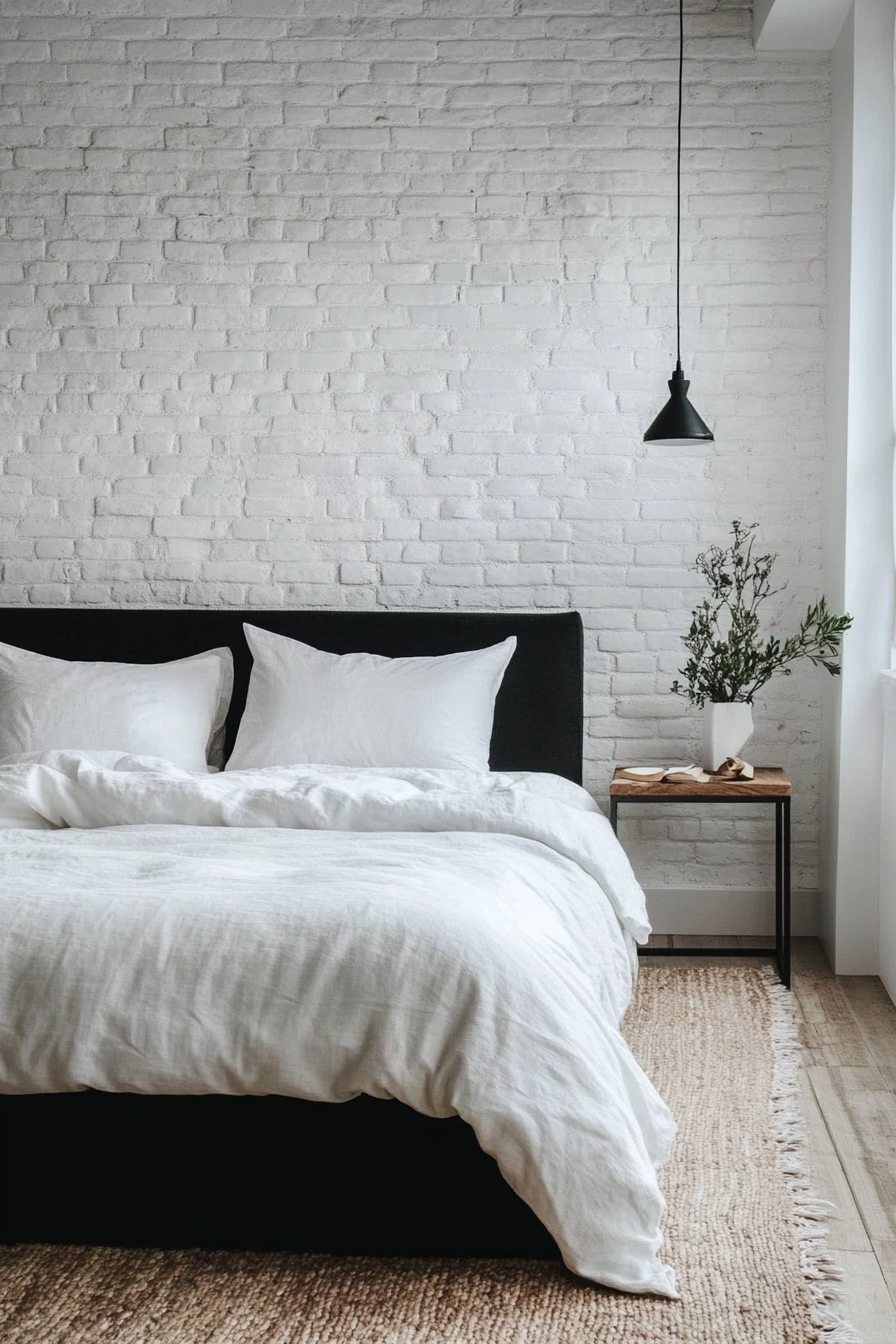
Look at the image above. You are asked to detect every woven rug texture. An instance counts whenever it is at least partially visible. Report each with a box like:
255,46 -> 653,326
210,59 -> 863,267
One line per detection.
0,966 -> 851,1344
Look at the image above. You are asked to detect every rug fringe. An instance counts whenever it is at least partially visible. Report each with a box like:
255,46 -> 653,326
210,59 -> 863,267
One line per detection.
761,967 -> 865,1344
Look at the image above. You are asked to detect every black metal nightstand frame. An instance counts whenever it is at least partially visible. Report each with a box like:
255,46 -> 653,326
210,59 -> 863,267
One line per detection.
609,791 -> 791,989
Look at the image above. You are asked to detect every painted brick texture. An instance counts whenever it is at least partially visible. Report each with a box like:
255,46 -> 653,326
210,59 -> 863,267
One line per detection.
0,0 -> 830,896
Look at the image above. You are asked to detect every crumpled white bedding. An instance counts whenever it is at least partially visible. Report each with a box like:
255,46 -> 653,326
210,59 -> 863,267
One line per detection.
0,751 -> 677,1297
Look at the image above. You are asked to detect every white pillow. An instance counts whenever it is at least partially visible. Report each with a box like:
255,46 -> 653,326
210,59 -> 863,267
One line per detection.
0,642 -> 234,774
227,624 -> 516,772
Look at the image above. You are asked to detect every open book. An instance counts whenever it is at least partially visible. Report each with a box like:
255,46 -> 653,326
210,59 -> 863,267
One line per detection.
616,757 -> 754,784
615,765 -> 712,784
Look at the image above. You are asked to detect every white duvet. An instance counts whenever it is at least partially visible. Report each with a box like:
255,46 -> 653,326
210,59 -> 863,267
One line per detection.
0,751 -> 677,1297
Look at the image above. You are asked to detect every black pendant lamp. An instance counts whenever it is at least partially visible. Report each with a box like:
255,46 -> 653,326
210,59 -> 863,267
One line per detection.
644,0 -> 714,446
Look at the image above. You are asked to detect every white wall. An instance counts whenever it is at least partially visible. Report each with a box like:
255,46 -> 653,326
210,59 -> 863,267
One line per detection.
821,0 -> 896,974
820,3 -> 854,963
755,0 -> 852,50
0,0 -> 833,924
880,673 -> 896,998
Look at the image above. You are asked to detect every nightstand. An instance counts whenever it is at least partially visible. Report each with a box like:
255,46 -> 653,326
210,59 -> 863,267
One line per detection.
609,766 -> 792,988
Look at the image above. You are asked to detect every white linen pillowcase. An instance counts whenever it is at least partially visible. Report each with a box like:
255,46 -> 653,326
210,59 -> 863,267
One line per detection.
227,624 -> 517,772
0,642 -> 234,774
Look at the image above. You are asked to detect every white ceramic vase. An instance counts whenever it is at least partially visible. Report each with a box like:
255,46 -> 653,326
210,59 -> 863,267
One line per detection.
701,702 -> 754,772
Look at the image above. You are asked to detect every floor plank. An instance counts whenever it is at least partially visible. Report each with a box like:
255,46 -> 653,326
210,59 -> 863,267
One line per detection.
643,953 -> 771,968
792,969 -> 877,1068
671,933 -> 740,948
796,1073 -> 872,1253
791,937 -> 831,970
834,1251 -> 896,1344
838,976 -> 896,1073
806,1066 -> 896,1242
874,1239 -> 896,1302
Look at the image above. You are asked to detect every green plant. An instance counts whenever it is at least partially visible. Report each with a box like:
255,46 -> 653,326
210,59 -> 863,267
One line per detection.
670,520 -> 853,707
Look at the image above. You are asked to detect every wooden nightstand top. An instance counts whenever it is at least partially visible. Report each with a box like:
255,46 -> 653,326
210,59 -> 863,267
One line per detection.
610,765 -> 792,799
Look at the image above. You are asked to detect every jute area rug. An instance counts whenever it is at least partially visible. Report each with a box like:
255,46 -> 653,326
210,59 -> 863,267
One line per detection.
0,966 -> 859,1344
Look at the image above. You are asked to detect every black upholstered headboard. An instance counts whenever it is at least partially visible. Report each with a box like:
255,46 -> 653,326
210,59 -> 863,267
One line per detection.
0,609 -> 584,784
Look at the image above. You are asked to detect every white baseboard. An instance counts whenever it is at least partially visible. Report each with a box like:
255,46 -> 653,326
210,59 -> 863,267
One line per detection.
644,888 -> 819,938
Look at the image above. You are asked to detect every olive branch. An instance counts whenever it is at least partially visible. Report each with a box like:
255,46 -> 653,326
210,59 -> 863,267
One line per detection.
671,520 -> 853,708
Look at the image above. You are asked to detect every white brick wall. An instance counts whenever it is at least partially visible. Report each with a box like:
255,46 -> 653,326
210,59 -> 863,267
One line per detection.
0,0 -> 831,903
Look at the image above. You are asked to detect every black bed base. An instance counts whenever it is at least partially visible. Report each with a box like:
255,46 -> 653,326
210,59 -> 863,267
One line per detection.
0,1092 -> 561,1260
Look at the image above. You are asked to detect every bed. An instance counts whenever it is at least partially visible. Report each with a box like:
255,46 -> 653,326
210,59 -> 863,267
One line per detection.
0,609 -> 677,1297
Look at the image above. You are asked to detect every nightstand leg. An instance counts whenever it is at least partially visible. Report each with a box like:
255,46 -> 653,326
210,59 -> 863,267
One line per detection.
610,797 -> 618,835
775,801 -> 783,979
781,797 -> 791,989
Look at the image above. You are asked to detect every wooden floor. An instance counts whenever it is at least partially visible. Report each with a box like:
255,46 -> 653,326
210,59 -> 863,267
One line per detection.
645,935 -> 896,1343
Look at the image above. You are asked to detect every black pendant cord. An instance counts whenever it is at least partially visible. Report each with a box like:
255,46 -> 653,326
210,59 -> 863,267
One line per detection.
675,0 -> 683,372
642,0 -> 713,441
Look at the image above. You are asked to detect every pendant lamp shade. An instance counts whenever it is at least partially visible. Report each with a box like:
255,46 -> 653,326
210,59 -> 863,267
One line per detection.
643,0 -> 714,446
643,362 -> 713,445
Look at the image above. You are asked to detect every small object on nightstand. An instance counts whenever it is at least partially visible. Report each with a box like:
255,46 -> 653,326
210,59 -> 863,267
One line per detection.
715,755 -> 754,780
615,764 -> 711,784
609,765 -> 792,988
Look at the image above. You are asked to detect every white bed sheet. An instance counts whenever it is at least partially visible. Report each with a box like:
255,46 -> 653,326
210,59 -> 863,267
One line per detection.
0,752 -> 677,1297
